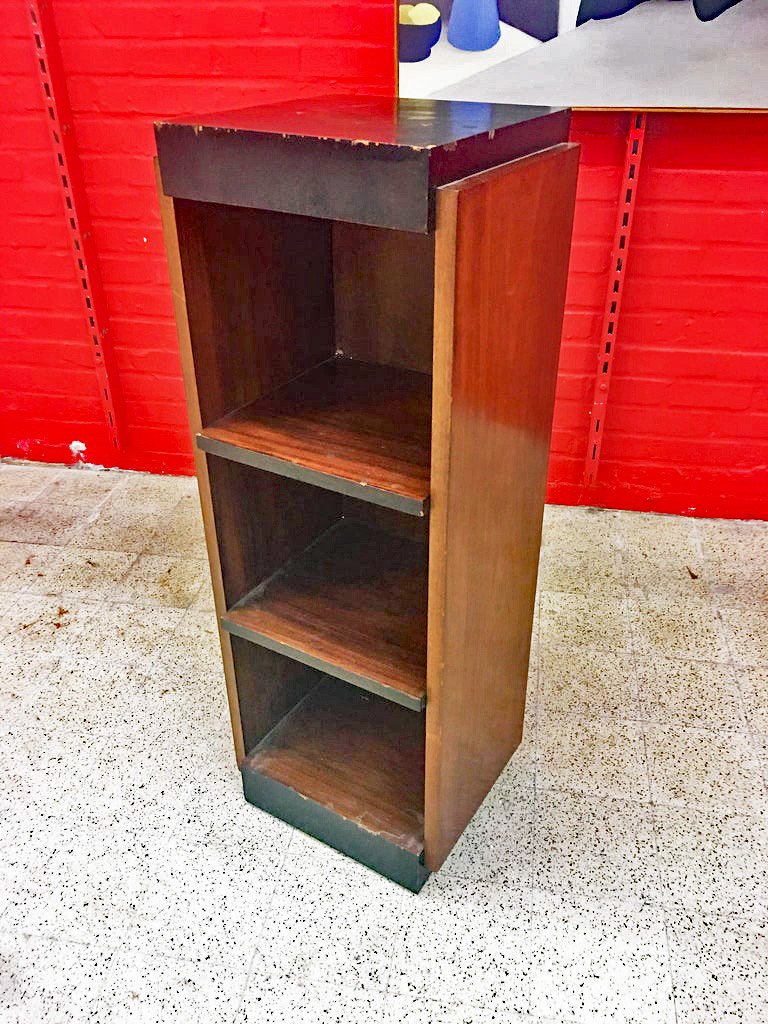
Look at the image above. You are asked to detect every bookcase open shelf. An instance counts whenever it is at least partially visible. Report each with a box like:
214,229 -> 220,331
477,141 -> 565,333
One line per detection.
157,95 -> 579,891
222,518 -> 428,710
242,676 -> 427,889
198,357 -> 432,517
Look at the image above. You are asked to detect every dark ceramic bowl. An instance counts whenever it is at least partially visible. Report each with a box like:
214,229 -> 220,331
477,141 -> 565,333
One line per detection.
399,15 -> 442,62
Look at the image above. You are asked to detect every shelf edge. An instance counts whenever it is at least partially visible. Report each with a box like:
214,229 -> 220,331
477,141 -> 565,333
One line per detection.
221,615 -> 426,713
197,434 -> 429,518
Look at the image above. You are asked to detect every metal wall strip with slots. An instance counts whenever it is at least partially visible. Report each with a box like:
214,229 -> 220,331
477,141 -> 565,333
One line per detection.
29,1 -> 122,451
583,112 -> 647,487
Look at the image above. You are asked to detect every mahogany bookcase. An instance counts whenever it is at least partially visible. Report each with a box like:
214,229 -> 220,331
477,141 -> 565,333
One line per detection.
156,96 -> 578,892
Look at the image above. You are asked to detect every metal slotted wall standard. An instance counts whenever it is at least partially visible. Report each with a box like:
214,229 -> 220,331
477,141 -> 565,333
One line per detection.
4,0 -> 395,472
28,0 -> 121,453
582,112 -> 647,489
548,110 -> 768,520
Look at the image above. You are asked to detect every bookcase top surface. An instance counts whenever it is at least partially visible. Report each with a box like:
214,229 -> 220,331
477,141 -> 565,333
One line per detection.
156,96 -> 570,231
157,95 -> 565,151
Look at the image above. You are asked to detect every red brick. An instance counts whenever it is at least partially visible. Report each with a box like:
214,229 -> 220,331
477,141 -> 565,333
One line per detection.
549,110 -> 768,519
2,0 -> 394,470
5,18 -> 767,517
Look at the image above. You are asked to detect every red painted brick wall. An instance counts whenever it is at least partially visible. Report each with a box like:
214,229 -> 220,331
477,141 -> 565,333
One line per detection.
2,7 -> 766,519
550,111 -> 768,520
1,0 -> 394,474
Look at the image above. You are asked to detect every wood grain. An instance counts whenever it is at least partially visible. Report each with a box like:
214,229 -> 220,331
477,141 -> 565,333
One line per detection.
332,222 -> 434,374
224,520 -> 428,706
206,455 -> 340,609
173,199 -> 334,427
425,144 -> 580,869
200,358 -> 432,513
245,676 -> 425,854
155,161 -> 245,764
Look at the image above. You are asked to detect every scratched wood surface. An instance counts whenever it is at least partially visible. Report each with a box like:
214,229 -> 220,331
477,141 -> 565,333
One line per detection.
245,676 -> 425,854
156,97 -> 569,232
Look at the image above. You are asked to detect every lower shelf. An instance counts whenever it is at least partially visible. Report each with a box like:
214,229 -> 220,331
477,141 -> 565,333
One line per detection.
241,676 -> 429,892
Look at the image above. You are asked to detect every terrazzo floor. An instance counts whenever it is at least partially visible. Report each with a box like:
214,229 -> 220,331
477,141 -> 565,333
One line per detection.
0,460 -> 766,1024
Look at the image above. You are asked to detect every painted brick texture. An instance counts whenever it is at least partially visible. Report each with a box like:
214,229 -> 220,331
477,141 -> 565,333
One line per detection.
2,7 -> 766,519
1,0 -> 394,473
552,111 -> 768,519
1,6 -> 108,466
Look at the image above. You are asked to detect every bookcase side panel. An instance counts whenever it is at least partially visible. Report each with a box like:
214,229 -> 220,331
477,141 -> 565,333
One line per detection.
155,165 -> 245,764
425,145 -> 580,869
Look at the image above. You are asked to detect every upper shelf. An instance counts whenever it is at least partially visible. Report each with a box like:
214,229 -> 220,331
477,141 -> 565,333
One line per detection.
198,358 -> 432,517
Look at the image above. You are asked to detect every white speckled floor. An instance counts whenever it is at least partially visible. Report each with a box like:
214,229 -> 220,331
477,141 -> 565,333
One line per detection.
0,460 -> 766,1024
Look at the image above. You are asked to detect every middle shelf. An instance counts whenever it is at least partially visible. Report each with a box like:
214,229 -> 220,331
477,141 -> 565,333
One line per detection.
221,519 -> 428,710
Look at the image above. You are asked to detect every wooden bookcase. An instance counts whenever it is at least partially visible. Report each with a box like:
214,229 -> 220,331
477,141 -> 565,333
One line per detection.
156,96 -> 579,892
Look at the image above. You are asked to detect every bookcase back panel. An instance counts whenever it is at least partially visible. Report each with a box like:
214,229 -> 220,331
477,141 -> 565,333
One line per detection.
174,200 -> 335,426
341,496 -> 429,545
230,636 -> 322,753
332,223 -> 435,375
206,455 -> 341,610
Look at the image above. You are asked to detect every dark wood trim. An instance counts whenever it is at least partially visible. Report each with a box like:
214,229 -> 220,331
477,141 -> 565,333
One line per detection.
155,100 -> 569,232
157,125 -> 432,232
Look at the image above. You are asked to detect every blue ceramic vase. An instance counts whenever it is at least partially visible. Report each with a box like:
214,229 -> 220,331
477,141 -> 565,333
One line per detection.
447,0 -> 501,50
